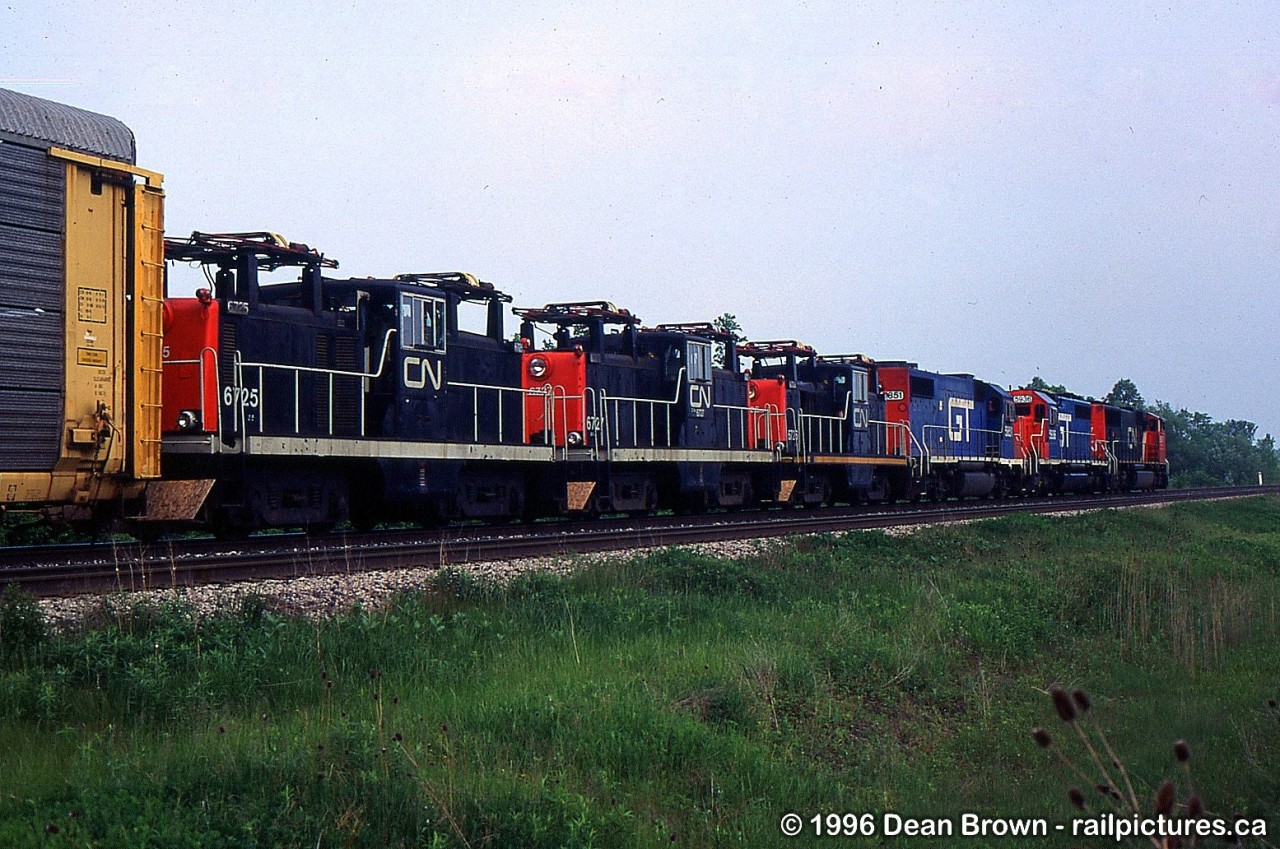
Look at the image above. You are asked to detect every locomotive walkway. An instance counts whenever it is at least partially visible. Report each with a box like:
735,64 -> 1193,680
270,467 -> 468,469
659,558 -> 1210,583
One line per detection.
2,486 -> 1275,598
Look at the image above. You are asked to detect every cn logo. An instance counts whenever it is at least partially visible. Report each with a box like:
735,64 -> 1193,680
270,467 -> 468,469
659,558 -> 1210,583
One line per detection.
689,384 -> 711,409
403,356 -> 443,390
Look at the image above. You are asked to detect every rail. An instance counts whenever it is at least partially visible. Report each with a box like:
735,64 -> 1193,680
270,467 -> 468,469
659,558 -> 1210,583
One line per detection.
13,487 -> 1274,598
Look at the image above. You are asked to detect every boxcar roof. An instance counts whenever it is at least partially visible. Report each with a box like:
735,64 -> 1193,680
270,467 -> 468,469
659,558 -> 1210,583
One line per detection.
0,87 -> 135,163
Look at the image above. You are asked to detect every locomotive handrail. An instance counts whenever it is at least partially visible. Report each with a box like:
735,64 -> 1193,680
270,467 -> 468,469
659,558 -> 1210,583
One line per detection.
237,329 -> 398,381
757,403 -> 782,449
797,390 -> 852,457
1092,439 -> 1119,476
742,403 -> 784,451
869,419 -> 929,475
596,366 -> 685,451
544,385 -> 589,459
233,329 -> 398,438
1013,431 -> 1036,475
920,423 -> 1007,462
585,386 -> 602,460
785,406 -> 801,459
450,382 -> 550,444
714,402 -> 767,450
599,367 -> 686,408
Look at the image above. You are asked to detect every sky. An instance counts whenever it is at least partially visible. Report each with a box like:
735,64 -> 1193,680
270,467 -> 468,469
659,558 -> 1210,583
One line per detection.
4,1 -> 1277,437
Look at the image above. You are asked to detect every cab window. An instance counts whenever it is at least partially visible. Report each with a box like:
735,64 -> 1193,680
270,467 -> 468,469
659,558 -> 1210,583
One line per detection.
853,370 -> 869,402
400,293 -> 446,351
688,341 -> 712,382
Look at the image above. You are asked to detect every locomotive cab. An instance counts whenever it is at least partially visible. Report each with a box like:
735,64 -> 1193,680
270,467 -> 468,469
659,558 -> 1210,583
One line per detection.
1141,412 -> 1167,466
1012,389 -> 1057,463
812,353 -> 893,502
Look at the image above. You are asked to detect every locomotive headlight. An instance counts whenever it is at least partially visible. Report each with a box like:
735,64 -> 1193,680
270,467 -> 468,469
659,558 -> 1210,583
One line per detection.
176,410 -> 201,431
528,356 -> 548,379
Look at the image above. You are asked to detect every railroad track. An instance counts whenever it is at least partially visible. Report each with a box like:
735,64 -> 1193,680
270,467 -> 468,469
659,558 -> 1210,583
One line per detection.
2,486 -> 1275,598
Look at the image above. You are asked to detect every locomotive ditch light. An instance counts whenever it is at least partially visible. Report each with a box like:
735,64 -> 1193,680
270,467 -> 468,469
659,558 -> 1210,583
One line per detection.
528,356 -> 548,379
567,431 -> 584,446
176,410 -> 201,431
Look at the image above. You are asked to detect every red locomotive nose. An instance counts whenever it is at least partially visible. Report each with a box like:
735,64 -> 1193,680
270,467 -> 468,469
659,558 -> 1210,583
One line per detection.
522,348 -> 587,446
162,296 -> 221,434
746,377 -> 787,450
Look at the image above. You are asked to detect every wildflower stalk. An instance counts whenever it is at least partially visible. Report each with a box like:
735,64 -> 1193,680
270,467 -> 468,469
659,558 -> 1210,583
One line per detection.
1032,727 -> 1117,810
1086,715 -> 1141,813
1052,687 -> 1129,812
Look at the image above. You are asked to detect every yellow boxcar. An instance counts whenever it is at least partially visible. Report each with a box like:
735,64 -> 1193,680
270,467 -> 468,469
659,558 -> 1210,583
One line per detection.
0,88 -> 164,521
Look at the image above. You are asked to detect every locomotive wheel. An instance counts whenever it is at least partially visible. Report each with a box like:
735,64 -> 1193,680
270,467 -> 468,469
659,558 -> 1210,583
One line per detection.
349,508 -> 379,533
209,511 -> 252,541
212,523 -> 249,542
130,523 -> 164,544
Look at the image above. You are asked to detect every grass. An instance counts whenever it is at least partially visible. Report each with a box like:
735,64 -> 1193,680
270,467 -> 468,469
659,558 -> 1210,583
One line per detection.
1,497 -> 1278,847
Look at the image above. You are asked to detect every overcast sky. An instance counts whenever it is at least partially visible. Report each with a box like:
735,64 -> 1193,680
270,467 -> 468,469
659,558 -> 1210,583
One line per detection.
5,1 -> 1277,436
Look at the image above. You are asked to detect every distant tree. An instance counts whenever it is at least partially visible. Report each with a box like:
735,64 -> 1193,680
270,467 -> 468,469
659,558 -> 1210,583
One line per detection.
1027,376 -> 1070,395
1104,378 -> 1145,410
712,312 -> 743,341
712,313 -> 745,368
